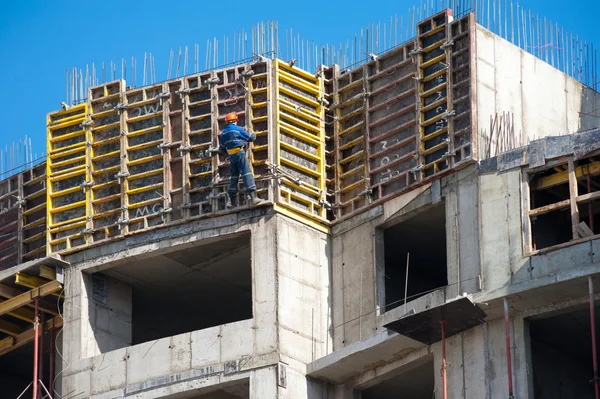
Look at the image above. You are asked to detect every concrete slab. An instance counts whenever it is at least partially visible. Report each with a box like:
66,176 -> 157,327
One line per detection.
307,328 -> 424,384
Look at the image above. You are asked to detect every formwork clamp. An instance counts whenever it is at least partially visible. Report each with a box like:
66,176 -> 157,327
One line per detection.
176,88 -> 192,96
442,110 -> 456,121
318,198 -> 333,210
116,217 -> 130,229
177,145 -> 193,155
442,150 -> 456,159
80,181 -> 94,193
157,91 -> 171,105
157,142 -> 175,155
82,228 -> 95,235
80,120 -> 94,128
14,196 -> 26,208
115,171 -> 130,184
440,40 -> 455,51
411,164 -> 425,176
159,207 -> 173,215
409,47 -> 423,56
318,97 -> 330,107
115,103 -> 129,112
202,77 -> 221,87
241,70 -> 255,78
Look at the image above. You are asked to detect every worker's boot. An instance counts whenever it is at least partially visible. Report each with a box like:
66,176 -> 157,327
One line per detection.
226,193 -> 237,209
247,191 -> 266,206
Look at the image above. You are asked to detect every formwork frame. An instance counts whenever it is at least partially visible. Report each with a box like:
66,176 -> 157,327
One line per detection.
45,104 -> 90,253
334,64 -> 369,218
331,10 -> 477,223
122,83 -> 170,233
272,59 -> 328,231
88,80 -> 126,245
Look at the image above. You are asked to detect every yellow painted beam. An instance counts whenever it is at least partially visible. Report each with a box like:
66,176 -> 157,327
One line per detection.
0,284 -> 58,315
0,280 -> 62,317
531,161 -> 600,190
0,316 -> 63,357
39,266 -> 56,280
15,274 -> 63,299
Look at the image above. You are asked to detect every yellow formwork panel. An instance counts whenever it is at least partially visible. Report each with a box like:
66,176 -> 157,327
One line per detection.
123,84 -> 168,232
89,80 -> 126,241
273,59 -> 327,226
416,10 -> 453,179
46,103 -> 90,254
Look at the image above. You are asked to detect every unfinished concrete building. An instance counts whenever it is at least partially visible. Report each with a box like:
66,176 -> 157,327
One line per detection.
1,6 -> 600,399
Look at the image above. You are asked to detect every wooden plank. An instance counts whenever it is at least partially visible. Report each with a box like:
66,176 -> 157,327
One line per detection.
527,199 -> 570,217
576,190 -> 600,204
577,221 -> 595,238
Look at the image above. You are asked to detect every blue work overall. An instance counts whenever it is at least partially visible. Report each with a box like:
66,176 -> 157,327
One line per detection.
218,124 -> 257,196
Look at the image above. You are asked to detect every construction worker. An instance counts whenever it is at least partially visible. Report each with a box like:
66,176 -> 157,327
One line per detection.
211,112 -> 265,208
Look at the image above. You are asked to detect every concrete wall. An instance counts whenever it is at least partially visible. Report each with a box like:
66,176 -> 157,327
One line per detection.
276,215 -> 331,367
60,213 -> 281,397
479,169 -> 526,293
475,25 -> 600,158
58,211 -> 335,398
330,165 -> 481,350
83,273 -> 132,355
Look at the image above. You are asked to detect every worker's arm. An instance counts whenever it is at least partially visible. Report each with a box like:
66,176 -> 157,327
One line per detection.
234,125 -> 257,142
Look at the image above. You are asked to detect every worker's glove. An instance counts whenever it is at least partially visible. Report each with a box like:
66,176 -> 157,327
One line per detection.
247,132 -> 257,142
206,147 -> 222,156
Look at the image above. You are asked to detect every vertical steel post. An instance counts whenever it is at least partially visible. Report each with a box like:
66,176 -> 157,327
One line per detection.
589,276 -> 600,399
504,298 -> 514,399
588,175 -> 594,233
38,312 -> 45,398
32,297 -> 40,399
441,320 -> 448,399
49,321 -> 55,399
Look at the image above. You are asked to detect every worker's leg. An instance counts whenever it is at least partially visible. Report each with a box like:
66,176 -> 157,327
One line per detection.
239,151 -> 265,206
238,151 -> 257,193
227,153 -> 241,207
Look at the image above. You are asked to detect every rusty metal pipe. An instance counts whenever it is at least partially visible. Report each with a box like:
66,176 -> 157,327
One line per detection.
588,175 -> 594,233
49,321 -> 54,399
531,191 -> 537,250
32,297 -> 39,399
38,312 -> 44,398
590,276 -> 599,399
441,320 -> 447,399
504,298 -> 514,399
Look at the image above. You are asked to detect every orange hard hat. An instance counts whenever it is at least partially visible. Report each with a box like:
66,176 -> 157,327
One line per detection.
225,112 -> 238,123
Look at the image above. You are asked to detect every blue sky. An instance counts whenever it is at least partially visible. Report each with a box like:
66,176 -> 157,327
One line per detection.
0,0 -> 598,172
